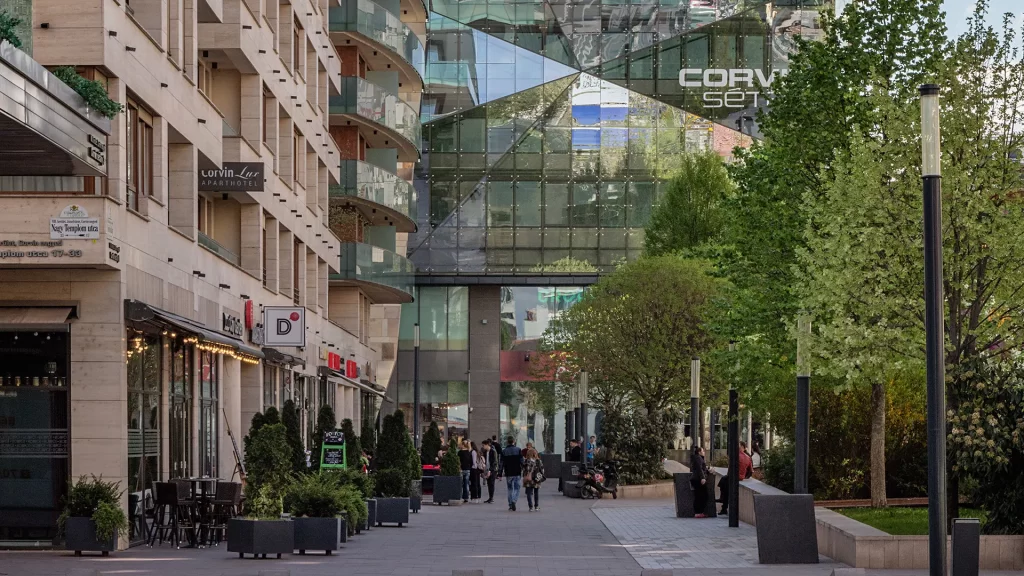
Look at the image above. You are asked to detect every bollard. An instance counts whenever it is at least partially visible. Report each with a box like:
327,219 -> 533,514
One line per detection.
952,518 -> 981,576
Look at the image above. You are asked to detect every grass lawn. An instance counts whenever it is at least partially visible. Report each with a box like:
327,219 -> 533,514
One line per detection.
836,507 -> 987,535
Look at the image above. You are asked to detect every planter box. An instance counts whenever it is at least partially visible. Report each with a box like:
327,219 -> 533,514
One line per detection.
410,480 -> 422,513
293,517 -> 342,555
365,499 -> 376,530
65,517 -> 116,556
227,518 -> 293,559
673,472 -> 717,518
375,497 -> 410,526
432,475 -> 463,504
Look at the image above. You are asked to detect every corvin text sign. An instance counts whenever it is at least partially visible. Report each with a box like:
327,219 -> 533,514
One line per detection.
679,68 -> 786,109
198,162 -> 265,192
263,306 -> 306,347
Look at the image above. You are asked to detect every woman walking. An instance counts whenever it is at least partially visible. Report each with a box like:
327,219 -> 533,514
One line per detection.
469,441 -> 483,503
522,447 -> 546,511
458,440 -> 473,503
690,446 -> 710,518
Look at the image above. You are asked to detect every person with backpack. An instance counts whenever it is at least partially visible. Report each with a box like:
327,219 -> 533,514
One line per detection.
522,447 -> 546,511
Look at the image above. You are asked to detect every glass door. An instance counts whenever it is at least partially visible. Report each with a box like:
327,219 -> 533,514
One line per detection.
169,339 -> 193,480
199,351 -> 219,478
127,332 -> 161,545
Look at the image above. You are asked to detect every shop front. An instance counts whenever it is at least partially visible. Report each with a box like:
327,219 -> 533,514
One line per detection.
0,307 -> 75,544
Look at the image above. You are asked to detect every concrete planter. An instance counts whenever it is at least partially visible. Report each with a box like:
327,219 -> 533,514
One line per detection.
365,498 -> 376,530
292,517 -> 342,555
375,497 -> 410,526
673,472 -> 717,518
227,518 -> 294,559
432,475 -> 462,504
65,517 -> 116,556
410,480 -> 422,513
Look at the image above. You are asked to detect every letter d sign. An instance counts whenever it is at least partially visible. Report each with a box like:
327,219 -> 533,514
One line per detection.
264,306 -> 306,347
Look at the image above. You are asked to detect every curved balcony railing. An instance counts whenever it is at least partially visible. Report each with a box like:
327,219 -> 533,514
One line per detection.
330,77 -> 422,151
331,160 -> 417,228
331,242 -> 415,303
329,0 -> 425,80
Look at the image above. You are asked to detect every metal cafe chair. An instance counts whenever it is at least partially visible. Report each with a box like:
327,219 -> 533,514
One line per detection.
148,482 -> 179,547
205,481 -> 242,545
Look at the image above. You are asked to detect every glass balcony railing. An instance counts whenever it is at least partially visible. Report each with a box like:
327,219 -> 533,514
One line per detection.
332,242 -> 415,302
198,231 -> 241,266
329,0 -> 425,80
329,77 -> 422,150
424,61 -> 475,88
331,160 -> 416,224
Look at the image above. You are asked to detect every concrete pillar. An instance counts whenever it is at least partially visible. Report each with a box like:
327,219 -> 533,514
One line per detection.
168,143 -> 198,238
240,204 -> 261,277
264,216 -> 279,291
305,248 -> 318,309
468,286 -> 500,440
278,228 -> 294,297
239,361 -> 262,445
296,243 -> 307,307
220,357 -> 241,481
240,74 -> 262,145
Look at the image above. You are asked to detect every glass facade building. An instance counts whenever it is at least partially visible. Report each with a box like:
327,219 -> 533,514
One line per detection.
395,0 -> 830,443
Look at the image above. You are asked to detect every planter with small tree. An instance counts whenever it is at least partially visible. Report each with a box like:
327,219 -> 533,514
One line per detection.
229,418 -> 293,559
407,438 -> 422,513
371,411 -> 411,526
433,438 -> 463,505
287,473 -> 345,555
60,475 -> 128,556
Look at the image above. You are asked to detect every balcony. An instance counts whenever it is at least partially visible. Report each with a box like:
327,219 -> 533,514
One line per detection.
330,77 -> 421,161
329,0 -> 425,86
330,242 -> 415,304
330,160 -> 417,232
198,231 -> 240,266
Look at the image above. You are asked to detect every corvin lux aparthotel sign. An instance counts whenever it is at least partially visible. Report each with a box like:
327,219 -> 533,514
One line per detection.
198,162 -> 264,192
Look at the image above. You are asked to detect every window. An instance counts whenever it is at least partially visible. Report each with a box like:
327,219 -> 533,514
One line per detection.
293,128 -> 300,188
263,363 -> 277,410
127,332 -> 160,542
293,18 -> 302,76
169,338 -> 193,480
292,239 -> 300,304
262,218 -> 268,287
125,100 -> 153,211
198,59 -> 214,98
198,194 -> 214,235
199,351 -> 218,477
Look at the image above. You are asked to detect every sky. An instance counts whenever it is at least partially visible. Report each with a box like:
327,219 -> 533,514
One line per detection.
834,1 -> 1023,39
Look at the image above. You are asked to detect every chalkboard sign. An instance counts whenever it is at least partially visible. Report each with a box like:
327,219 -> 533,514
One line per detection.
320,429 -> 347,470
322,446 -> 345,466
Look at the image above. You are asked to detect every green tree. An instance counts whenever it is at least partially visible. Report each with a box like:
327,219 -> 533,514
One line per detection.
281,400 -> 306,473
644,151 -> 733,257
361,412 -> 377,452
244,423 -> 292,511
0,11 -> 22,48
421,421 -> 442,465
310,405 -> 337,472
340,418 -> 362,470
375,410 -> 410,471
440,438 -> 461,477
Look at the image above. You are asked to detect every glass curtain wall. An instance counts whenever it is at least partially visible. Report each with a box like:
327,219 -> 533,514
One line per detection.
198,351 -> 218,478
397,380 -> 469,443
398,286 -> 469,350
127,333 -> 160,543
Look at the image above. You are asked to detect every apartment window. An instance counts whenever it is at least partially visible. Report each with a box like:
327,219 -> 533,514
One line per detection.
293,129 -> 300,188
293,18 -> 302,77
198,60 -> 213,98
126,100 -> 153,211
198,194 -> 214,235
262,220 -> 268,287
293,239 -> 300,305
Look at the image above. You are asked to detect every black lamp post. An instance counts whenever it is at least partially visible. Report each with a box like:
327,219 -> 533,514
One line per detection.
413,323 -> 420,449
920,83 -> 947,576
690,357 -> 701,449
794,313 -> 811,495
727,342 -> 739,528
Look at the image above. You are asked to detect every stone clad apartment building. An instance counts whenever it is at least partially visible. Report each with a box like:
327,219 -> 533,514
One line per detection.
0,0 -> 422,546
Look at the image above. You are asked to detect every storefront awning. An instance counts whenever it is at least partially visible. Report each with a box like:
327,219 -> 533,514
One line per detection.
262,347 -> 306,368
319,366 -> 387,399
0,306 -> 74,331
124,300 -> 264,360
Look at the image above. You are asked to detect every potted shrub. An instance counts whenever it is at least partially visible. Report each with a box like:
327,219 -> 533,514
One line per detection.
60,475 -> 128,556
407,438 -> 423,513
228,419 -> 294,559
287,473 -> 345,555
336,483 -> 367,540
371,411 -> 412,526
433,438 -> 463,505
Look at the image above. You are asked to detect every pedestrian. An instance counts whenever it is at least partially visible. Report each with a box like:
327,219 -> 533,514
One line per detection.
690,446 -> 710,518
458,440 -> 473,503
739,441 -> 754,479
482,439 -> 499,503
470,441 -> 483,503
523,447 -> 546,511
500,436 -> 524,511
587,435 -> 597,464
718,445 -> 752,515
568,438 -> 582,462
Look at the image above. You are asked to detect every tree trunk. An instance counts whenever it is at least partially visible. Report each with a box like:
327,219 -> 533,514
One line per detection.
870,382 -> 887,508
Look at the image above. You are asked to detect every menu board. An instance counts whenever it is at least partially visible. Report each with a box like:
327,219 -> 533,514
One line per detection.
322,446 -> 345,467
323,431 -> 345,445
320,430 -> 347,469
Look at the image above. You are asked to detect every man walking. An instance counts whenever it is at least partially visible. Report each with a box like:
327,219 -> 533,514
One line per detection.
500,436 -> 524,511
482,439 -> 499,503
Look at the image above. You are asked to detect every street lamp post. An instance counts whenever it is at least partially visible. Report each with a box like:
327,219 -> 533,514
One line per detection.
690,357 -> 701,449
413,323 -> 420,449
728,342 -> 739,528
579,371 -> 589,467
920,83 -> 947,576
794,314 -> 811,495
